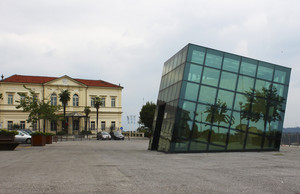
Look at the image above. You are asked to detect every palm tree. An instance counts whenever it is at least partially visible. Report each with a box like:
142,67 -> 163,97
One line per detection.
84,106 -> 91,131
94,97 -> 102,133
59,90 -> 70,133
204,99 -> 232,133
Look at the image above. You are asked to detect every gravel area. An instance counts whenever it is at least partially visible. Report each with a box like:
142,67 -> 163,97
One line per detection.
0,139 -> 299,194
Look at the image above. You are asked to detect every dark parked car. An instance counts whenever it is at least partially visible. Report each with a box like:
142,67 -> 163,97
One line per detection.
110,131 -> 124,140
97,131 -> 111,140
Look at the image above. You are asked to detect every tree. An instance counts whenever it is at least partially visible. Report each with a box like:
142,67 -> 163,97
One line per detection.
204,99 -> 233,133
16,86 -> 40,130
84,106 -> 91,131
39,101 -> 61,132
16,85 -> 61,132
59,90 -> 70,133
94,97 -> 102,133
241,85 -> 285,133
139,102 -> 156,134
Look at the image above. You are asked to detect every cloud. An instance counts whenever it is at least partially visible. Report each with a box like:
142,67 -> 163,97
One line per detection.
1,0 -> 300,129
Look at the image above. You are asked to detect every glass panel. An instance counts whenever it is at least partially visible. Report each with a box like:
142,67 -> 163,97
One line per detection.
204,49 -> 223,69
237,75 -> 254,94
179,100 -> 196,121
181,82 -> 199,101
217,90 -> 234,110
263,129 -> 281,150
202,67 -> 220,87
248,120 -> 265,134
245,134 -> 262,149
173,119 -> 193,149
174,142 -> 189,152
272,83 -> 286,99
183,63 -> 202,83
181,46 -> 188,64
274,69 -> 287,84
177,64 -> 185,82
233,93 -> 250,111
208,144 -> 225,151
211,101 -> 232,128
231,111 -> 248,131
187,45 -> 206,65
265,120 -> 283,137
257,62 -> 274,81
223,53 -> 240,73
227,129 -> 246,150
255,79 -> 271,93
189,141 -> 208,151
274,66 -> 290,85
240,57 -> 257,77
219,71 -> 237,91
210,126 -> 228,146
198,86 -> 217,105
191,122 -> 210,143
195,104 -> 211,124
263,136 -> 275,149
177,51 -> 183,66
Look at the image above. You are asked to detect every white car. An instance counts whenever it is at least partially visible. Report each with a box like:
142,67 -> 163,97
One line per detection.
97,131 -> 111,140
15,131 -> 31,144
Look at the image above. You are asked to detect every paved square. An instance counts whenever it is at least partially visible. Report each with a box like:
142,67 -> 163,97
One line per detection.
0,139 -> 299,193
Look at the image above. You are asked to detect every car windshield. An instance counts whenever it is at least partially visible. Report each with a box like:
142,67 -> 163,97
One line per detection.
102,132 -> 109,135
114,132 -> 122,135
20,130 -> 30,135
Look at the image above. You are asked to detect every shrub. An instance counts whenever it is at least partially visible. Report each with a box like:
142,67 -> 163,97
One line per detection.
31,132 -> 46,136
56,131 -> 67,136
44,133 -> 55,136
80,130 -> 92,135
0,129 -> 18,136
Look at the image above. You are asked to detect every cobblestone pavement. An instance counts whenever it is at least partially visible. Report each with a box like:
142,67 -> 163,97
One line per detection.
0,139 -> 299,194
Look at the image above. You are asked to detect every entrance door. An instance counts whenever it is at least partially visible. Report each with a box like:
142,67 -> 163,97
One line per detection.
73,120 -> 79,131
151,104 -> 166,150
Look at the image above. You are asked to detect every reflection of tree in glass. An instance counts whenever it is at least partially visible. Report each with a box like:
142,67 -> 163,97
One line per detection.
242,85 -> 285,132
204,99 -> 233,133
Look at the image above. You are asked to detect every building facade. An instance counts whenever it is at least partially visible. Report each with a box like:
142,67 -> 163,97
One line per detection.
0,75 -> 123,134
149,43 -> 291,153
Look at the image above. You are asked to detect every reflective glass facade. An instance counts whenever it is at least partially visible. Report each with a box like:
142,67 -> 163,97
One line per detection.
149,43 -> 291,153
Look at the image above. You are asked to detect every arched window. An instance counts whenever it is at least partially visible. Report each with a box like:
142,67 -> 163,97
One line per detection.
51,93 -> 57,106
73,94 -> 79,107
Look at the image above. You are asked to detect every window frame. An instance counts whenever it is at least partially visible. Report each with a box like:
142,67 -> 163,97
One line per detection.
111,97 -> 116,107
8,94 -> 13,105
51,93 -> 57,106
73,94 -> 79,107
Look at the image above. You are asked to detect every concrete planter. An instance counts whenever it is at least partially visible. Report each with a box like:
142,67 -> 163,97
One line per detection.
0,135 -> 18,150
0,134 -> 15,142
31,135 -> 46,146
45,136 -> 52,144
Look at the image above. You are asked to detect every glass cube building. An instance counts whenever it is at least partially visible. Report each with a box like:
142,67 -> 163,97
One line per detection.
149,43 -> 291,153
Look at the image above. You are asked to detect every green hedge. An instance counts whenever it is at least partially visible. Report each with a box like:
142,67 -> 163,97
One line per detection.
0,129 -> 18,136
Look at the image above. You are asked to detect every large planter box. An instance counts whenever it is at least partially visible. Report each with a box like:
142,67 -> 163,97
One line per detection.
0,135 -> 15,142
31,135 -> 46,146
0,142 -> 19,150
45,136 -> 52,144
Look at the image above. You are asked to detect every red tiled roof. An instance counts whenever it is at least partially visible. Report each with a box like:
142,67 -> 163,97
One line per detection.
2,75 -> 122,88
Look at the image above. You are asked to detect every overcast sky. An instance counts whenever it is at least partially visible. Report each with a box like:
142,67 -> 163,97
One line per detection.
1,0 -> 300,129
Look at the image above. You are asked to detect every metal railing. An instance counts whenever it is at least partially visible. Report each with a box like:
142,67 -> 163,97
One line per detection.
281,133 -> 300,146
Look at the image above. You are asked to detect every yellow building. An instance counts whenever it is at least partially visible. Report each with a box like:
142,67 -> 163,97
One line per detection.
0,74 -> 123,134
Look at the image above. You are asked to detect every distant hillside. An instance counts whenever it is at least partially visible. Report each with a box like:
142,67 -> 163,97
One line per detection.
283,127 -> 300,133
